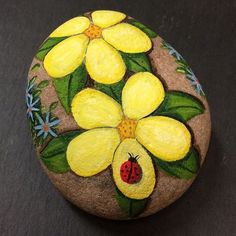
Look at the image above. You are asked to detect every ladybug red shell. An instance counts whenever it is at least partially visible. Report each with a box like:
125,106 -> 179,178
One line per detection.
120,153 -> 142,184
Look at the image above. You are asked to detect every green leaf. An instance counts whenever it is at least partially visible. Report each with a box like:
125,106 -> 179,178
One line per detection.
30,76 -> 38,83
94,79 -> 125,104
34,89 -> 41,97
153,91 -> 204,122
176,59 -> 188,67
40,106 -> 47,113
41,153 -> 70,173
40,130 -> 84,173
152,148 -> 200,179
53,64 -> 87,113
176,67 -> 187,74
53,77 -> 70,113
31,63 -> 40,72
115,188 -> 147,218
68,64 -> 87,105
120,52 -> 152,73
36,37 -> 67,61
38,80 -> 49,89
127,19 -> 157,38
49,101 -> 59,111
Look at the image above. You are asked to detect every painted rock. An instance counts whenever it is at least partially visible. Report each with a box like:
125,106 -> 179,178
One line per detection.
26,10 -> 211,220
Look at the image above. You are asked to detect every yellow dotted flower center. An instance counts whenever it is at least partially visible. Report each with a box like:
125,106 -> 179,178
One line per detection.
117,118 -> 137,140
84,24 -> 102,39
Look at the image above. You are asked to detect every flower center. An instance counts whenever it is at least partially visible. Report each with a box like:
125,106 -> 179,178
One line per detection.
43,124 -> 49,132
84,24 -> 102,39
117,118 -> 137,140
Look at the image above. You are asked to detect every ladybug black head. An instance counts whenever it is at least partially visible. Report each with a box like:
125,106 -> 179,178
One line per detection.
128,153 -> 140,162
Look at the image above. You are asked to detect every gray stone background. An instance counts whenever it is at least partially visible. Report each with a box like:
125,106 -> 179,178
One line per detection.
0,0 -> 235,235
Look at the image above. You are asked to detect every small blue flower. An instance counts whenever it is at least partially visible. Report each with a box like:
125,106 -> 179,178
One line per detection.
35,112 -> 60,139
185,67 -> 205,95
190,79 -> 205,96
185,67 -> 197,80
26,79 -> 35,95
163,41 -> 205,96
163,42 -> 183,61
26,94 -> 40,121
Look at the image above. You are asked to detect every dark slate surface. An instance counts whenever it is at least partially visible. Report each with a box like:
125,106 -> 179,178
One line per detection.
0,0 -> 235,235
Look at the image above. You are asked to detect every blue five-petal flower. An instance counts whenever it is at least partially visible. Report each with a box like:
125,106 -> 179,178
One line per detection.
164,42 -> 183,61
35,112 -> 60,139
26,94 -> 40,121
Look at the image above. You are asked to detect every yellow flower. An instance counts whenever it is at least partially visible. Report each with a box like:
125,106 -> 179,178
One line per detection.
66,72 -> 191,199
43,10 -> 152,84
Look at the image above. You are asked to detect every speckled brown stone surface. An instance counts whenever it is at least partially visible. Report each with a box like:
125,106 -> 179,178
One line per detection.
2,1 -> 236,234
28,32 -> 211,220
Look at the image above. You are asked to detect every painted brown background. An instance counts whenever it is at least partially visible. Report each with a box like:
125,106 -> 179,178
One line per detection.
0,0 -> 235,235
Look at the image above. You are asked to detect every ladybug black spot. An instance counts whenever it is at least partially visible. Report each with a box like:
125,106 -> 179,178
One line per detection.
121,170 -> 124,173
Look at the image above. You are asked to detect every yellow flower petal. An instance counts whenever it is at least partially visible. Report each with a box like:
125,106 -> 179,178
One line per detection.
92,10 -> 126,28
67,128 -> 120,177
122,72 -> 165,119
135,116 -> 191,161
44,34 -> 89,78
72,88 -> 123,129
102,23 -> 152,53
49,16 -> 90,37
112,138 -> 156,199
85,39 -> 125,84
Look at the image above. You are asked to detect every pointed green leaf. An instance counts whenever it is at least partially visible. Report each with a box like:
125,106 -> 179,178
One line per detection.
68,64 -> 87,105
40,130 -> 84,173
152,148 -> 200,179
36,37 -> 67,61
41,131 -> 83,158
94,79 -> 125,104
38,80 -> 49,89
49,101 -> 59,111
176,59 -> 189,67
53,76 -> 70,113
127,19 -> 157,38
40,106 -> 47,113
34,89 -> 41,97
115,188 -> 147,218
176,67 -> 188,74
53,64 -> 87,113
120,52 -> 152,73
153,91 -> 204,122
41,153 -> 70,173
30,76 -> 38,83
31,63 -> 40,72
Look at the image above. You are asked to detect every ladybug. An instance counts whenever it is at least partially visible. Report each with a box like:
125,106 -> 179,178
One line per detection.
120,153 -> 142,184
